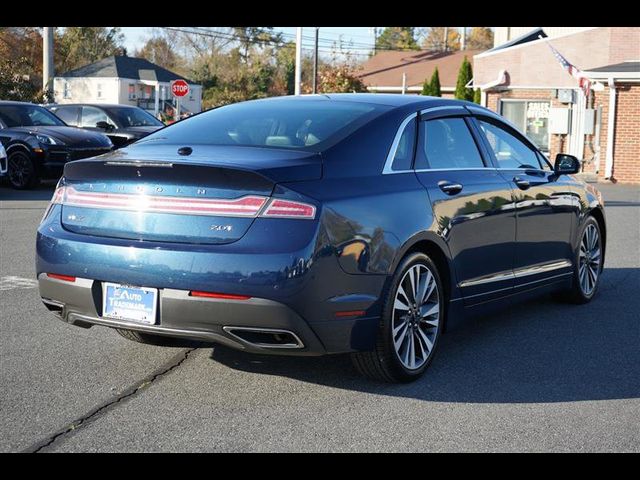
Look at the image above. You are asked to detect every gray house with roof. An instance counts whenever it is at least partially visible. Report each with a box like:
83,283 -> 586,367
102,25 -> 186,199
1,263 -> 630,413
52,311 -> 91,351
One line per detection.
53,55 -> 202,117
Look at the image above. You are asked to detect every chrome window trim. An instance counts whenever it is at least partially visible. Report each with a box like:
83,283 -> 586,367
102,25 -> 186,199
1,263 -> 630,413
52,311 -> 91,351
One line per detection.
382,112 -> 417,175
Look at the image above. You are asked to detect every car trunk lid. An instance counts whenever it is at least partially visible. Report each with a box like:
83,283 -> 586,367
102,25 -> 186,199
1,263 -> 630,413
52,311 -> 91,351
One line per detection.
59,145 -> 321,245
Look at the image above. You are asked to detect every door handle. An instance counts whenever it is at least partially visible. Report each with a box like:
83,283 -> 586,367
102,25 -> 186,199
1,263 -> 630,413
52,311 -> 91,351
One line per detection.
513,176 -> 530,190
438,181 -> 463,195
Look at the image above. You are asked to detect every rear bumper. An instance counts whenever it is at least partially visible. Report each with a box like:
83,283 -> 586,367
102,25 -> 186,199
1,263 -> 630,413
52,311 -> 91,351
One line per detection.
39,273 -> 328,355
37,205 -> 386,355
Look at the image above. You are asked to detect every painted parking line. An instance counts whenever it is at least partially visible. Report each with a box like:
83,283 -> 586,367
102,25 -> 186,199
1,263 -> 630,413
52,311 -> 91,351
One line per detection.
0,276 -> 39,291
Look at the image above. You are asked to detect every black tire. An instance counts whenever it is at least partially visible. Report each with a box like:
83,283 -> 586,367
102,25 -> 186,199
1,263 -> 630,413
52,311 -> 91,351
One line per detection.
554,216 -> 603,304
7,150 -> 39,189
351,252 -> 444,383
115,328 -> 176,346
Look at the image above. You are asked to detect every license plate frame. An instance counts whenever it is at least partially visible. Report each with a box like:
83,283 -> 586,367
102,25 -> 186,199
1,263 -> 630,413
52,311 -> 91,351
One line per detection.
102,283 -> 158,325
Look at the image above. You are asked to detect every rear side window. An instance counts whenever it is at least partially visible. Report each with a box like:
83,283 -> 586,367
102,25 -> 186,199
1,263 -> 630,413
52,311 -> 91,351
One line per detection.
138,99 -> 390,151
415,117 -> 484,169
478,119 -> 542,169
52,107 -> 80,126
390,117 -> 416,171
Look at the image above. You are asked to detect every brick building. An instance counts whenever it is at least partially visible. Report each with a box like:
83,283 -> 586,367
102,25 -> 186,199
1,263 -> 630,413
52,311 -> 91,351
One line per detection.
473,27 -> 640,184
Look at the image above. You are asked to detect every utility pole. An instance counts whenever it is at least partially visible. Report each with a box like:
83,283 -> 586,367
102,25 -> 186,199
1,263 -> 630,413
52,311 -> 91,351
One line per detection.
42,27 -> 54,100
461,27 -> 466,51
295,27 -> 303,95
443,27 -> 449,52
372,27 -> 378,55
312,27 -> 319,94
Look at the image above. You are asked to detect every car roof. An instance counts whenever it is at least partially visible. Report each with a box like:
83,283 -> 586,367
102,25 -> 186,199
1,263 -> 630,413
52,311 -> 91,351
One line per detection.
0,100 -> 40,106
243,93 -> 486,112
48,103 -> 138,109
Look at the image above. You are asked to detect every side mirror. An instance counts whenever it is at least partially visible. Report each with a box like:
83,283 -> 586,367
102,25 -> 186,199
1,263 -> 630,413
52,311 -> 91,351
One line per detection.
554,154 -> 581,175
96,121 -> 114,131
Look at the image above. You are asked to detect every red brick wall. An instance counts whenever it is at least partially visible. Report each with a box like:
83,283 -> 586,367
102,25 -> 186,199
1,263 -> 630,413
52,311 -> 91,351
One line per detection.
486,86 -> 640,184
607,84 -> 640,183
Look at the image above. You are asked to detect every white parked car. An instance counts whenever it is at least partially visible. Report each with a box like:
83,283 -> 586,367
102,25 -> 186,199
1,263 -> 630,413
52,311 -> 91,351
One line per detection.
0,143 -> 7,176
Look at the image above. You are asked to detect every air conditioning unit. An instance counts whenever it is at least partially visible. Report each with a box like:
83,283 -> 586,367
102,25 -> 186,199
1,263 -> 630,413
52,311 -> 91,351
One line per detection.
549,108 -> 570,134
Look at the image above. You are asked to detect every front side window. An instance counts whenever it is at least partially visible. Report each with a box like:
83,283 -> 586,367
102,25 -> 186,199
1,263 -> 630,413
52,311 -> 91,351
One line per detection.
478,119 -> 542,170
390,117 -> 416,171
415,117 -> 485,170
81,106 -> 114,128
105,107 -> 163,127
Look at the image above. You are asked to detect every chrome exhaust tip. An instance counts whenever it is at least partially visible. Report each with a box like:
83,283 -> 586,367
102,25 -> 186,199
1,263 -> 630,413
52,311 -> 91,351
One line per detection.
222,326 -> 304,349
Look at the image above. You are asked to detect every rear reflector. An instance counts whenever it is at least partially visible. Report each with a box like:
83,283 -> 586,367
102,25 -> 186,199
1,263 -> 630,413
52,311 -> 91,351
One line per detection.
261,199 -> 316,219
189,291 -> 251,300
334,310 -> 366,318
46,273 -> 76,282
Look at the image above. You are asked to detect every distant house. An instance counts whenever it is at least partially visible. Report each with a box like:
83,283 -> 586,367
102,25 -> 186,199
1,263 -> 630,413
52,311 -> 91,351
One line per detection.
53,55 -> 202,117
357,49 -> 483,97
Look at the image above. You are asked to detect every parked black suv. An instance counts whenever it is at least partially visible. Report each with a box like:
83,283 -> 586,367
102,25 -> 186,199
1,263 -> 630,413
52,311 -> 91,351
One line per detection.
0,101 -> 113,189
47,104 -> 164,148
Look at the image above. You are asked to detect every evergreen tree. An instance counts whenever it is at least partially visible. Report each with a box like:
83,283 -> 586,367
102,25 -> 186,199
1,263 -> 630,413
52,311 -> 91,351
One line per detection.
421,77 -> 432,96
473,88 -> 481,104
429,67 -> 441,97
454,56 -> 474,101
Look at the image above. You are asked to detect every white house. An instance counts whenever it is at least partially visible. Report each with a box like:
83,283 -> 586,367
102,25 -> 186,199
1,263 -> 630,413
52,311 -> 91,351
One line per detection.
53,55 -> 202,117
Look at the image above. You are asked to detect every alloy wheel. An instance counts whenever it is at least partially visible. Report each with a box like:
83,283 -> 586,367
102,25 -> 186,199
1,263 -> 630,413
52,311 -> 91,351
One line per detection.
8,153 -> 32,189
391,263 -> 440,370
578,223 -> 601,296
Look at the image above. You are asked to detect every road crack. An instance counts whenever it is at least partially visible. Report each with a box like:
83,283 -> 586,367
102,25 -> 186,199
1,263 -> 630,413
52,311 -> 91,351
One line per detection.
24,348 -> 196,453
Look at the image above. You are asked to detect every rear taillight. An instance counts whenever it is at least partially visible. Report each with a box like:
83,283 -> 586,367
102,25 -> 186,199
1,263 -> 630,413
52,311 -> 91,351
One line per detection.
261,199 -> 316,219
54,186 -> 316,220
40,185 -> 66,223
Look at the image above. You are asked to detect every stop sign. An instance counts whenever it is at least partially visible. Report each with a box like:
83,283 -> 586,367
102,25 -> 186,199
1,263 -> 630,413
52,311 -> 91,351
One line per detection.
171,79 -> 189,97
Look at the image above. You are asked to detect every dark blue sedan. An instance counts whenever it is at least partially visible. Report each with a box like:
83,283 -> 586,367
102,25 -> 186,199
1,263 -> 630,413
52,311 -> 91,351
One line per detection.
36,94 -> 606,382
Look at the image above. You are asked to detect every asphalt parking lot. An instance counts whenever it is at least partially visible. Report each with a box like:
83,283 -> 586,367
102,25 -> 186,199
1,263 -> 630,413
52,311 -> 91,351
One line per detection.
1,180 -> 638,452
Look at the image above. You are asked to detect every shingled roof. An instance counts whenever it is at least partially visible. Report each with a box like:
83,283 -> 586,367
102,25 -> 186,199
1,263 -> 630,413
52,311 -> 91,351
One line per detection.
357,49 -> 483,89
59,56 -> 196,84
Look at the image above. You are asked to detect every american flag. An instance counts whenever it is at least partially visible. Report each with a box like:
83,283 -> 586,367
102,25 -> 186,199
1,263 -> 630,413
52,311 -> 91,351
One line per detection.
546,42 -> 591,97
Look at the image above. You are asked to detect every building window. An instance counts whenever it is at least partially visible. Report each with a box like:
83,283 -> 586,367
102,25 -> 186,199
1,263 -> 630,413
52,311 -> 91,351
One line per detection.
128,84 -> 136,100
500,100 -> 550,153
63,82 -> 71,99
97,83 -> 103,99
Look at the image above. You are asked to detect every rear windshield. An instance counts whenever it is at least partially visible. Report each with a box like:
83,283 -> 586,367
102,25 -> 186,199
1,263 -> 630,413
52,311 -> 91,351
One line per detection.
138,98 -> 390,151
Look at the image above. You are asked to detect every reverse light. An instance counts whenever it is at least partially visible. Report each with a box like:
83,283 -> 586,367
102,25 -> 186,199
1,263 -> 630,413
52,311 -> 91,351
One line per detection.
46,273 -> 76,282
189,291 -> 251,300
261,199 -> 316,219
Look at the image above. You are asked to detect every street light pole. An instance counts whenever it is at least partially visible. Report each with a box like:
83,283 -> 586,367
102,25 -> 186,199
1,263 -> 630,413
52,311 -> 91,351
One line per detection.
42,27 -> 54,100
295,27 -> 303,95
312,27 -> 319,94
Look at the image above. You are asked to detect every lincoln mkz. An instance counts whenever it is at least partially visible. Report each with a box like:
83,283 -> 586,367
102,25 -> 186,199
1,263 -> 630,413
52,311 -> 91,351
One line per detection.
36,94 -> 606,382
